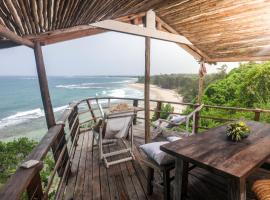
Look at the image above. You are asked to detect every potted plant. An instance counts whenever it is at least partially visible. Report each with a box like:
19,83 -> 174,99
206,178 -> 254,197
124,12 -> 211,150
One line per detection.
226,121 -> 250,142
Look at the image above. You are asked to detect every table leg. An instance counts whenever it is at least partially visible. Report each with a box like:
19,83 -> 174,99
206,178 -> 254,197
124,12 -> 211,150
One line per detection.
228,177 -> 246,200
174,158 -> 189,200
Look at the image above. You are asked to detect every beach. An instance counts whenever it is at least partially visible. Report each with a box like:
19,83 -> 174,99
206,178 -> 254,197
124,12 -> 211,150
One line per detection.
128,83 -> 186,113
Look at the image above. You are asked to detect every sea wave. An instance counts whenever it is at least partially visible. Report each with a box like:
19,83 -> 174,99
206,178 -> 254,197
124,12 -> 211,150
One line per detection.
0,105 -> 68,129
55,80 -> 135,89
109,89 -> 126,97
56,84 -> 105,89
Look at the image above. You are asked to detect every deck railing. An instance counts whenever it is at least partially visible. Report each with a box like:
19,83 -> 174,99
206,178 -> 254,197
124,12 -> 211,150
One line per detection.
1,96 -> 270,200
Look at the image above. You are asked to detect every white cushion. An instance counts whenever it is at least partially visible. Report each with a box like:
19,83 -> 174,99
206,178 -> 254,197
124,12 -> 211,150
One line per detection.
140,142 -> 174,165
170,115 -> 186,123
167,136 -> 182,142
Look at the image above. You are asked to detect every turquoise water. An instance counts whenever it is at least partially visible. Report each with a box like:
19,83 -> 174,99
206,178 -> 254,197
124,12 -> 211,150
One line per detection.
0,76 -> 142,141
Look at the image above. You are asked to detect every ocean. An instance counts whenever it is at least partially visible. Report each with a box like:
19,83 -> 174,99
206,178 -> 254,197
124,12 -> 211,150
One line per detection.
0,76 -> 143,141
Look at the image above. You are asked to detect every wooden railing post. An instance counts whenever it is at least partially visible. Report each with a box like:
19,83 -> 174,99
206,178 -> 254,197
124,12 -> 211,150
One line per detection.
133,99 -> 138,125
194,104 -> 200,134
27,164 -> 43,200
86,100 -> 96,123
254,109 -> 261,121
68,105 -> 79,142
155,101 -> 162,119
27,173 -> 43,199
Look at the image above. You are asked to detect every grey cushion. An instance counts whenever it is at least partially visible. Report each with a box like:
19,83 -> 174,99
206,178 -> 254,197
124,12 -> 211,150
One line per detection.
140,142 -> 174,165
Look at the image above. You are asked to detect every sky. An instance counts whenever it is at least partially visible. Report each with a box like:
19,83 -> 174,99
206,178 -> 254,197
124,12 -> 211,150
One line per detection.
0,31 -> 239,76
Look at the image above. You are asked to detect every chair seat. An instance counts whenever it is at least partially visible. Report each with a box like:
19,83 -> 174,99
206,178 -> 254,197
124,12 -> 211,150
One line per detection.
252,179 -> 270,200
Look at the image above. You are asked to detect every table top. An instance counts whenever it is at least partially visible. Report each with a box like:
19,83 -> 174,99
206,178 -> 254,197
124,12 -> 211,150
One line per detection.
161,121 -> 270,179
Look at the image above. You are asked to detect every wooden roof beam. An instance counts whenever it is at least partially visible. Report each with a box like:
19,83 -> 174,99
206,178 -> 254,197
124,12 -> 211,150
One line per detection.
155,15 -> 210,61
0,40 -> 21,49
207,56 -> 270,62
90,19 -> 192,45
27,26 -> 106,45
0,24 -> 34,48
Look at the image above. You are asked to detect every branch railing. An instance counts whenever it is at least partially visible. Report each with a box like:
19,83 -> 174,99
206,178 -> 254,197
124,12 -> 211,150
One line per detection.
1,96 -> 270,200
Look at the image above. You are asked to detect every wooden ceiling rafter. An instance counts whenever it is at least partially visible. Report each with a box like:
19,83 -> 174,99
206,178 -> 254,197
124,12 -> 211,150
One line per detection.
0,0 -> 270,62
0,23 -> 34,47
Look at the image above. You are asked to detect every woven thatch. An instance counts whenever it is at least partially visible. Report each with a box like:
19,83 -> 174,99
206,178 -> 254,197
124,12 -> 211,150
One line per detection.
1,0 -> 270,62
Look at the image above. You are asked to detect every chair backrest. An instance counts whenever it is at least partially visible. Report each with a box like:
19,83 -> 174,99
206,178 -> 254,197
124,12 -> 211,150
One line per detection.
104,112 -> 135,139
96,99 -> 105,118
96,101 -> 135,139
186,104 -> 204,134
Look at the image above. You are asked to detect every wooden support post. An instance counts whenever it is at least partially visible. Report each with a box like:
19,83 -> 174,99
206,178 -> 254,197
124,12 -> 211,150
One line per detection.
145,37 -> 151,144
194,104 -> 200,134
34,42 -> 55,128
156,101 -> 162,119
86,100 -> 96,123
198,61 -> 206,104
26,163 -> 44,199
133,99 -> 138,125
34,42 -> 68,176
254,109 -> 261,121
27,172 -> 43,199
144,10 -> 155,144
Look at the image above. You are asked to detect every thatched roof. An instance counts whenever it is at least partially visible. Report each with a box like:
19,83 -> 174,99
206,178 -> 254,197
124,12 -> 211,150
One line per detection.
0,0 -> 270,62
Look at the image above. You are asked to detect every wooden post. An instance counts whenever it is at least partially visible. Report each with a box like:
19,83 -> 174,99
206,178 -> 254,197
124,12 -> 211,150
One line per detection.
34,41 -> 55,128
198,61 -> 206,104
194,104 -> 200,134
27,173 -> 43,199
254,109 -> 261,121
145,37 -> 151,144
155,101 -> 162,119
144,10 -> 155,144
133,99 -> 138,125
26,163 -> 44,199
86,100 -> 96,123
34,42 -> 68,176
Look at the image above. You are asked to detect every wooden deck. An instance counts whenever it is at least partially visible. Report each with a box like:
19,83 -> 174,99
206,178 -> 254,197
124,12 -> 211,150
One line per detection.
63,122 -> 270,200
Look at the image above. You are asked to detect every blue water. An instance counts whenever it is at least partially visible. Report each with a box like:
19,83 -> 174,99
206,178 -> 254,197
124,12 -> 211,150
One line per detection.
0,76 -> 142,141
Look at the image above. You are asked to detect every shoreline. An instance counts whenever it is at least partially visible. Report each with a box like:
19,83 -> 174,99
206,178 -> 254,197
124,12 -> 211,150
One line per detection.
128,83 -> 186,113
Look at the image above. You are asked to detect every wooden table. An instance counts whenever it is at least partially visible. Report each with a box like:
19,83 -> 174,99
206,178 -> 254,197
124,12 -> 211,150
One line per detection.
160,121 -> 270,200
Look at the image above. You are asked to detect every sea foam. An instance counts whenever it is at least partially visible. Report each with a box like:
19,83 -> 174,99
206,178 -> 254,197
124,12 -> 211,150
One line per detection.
0,106 -> 68,129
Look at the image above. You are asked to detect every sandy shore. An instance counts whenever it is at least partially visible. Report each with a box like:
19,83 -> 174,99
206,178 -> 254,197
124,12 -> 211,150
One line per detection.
128,83 -> 186,113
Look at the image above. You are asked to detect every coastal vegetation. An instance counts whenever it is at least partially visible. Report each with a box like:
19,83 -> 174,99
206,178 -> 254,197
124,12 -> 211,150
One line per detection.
139,61 -> 270,128
137,64 -> 227,102
0,138 -> 56,198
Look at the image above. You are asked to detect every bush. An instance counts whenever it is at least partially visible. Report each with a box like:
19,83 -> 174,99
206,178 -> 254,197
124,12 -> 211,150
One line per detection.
152,103 -> 174,121
0,137 -> 56,199
0,138 -> 37,185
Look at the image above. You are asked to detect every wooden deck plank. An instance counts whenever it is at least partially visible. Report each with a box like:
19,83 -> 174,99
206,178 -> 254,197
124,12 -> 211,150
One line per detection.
92,138 -> 101,200
104,143 -> 120,200
83,132 -> 93,199
126,157 -> 148,200
64,132 -> 85,200
118,141 -> 139,200
74,132 -> 89,199
99,144 -> 111,200
108,142 -> 130,199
